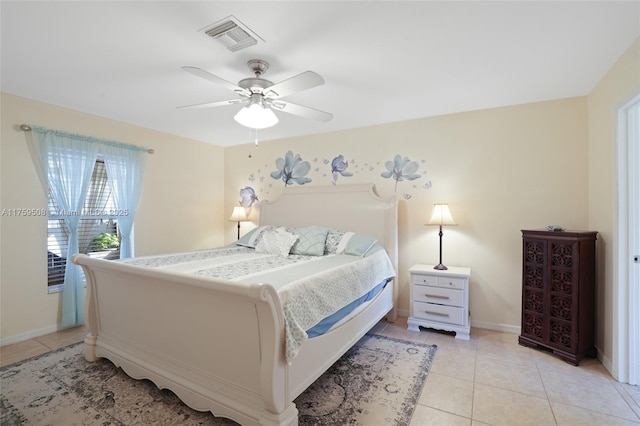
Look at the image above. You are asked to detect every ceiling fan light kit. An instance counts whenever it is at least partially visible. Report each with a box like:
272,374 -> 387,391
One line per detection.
180,59 -> 333,132
234,96 -> 279,129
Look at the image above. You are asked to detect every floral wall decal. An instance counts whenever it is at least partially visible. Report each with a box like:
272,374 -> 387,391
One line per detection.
239,186 -> 258,210
244,149 -> 431,203
381,154 -> 422,192
270,150 -> 312,187
330,154 -> 353,185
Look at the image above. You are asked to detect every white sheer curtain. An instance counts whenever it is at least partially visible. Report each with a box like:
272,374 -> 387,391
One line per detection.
101,145 -> 147,258
31,128 -> 99,327
30,126 -> 149,327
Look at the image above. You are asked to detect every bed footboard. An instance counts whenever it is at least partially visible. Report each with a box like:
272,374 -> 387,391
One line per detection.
73,254 -> 298,426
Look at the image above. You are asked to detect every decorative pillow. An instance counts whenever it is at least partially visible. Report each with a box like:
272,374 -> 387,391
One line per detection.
336,232 -> 378,257
255,228 -> 298,257
236,226 -> 266,247
289,226 -> 330,256
324,228 -> 347,254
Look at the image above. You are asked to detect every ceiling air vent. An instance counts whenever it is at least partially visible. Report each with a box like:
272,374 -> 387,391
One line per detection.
199,16 -> 263,52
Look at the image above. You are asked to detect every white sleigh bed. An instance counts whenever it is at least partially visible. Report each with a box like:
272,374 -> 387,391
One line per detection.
72,183 -> 398,425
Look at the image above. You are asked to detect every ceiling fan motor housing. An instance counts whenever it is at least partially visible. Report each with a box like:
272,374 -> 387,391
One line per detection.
239,77 -> 273,94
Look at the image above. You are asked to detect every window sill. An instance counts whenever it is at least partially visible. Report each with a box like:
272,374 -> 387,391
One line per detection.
48,284 -> 63,294
48,283 -> 86,294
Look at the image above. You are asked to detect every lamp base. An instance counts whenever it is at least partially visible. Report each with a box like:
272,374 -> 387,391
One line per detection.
434,263 -> 448,270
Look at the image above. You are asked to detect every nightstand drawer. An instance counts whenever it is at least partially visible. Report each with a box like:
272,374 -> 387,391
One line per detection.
412,301 -> 466,325
413,285 -> 464,307
436,276 -> 466,290
412,274 -> 466,290
412,274 -> 438,286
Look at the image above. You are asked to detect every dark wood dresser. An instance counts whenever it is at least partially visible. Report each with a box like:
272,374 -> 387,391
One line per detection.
519,229 -> 597,365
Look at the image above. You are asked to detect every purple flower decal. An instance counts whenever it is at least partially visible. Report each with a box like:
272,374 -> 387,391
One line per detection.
270,151 -> 312,187
381,154 -> 421,192
239,186 -> 258,208
330,154 -> 353,184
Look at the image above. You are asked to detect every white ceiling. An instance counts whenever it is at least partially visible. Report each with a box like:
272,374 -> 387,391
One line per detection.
2,1 -> 639,147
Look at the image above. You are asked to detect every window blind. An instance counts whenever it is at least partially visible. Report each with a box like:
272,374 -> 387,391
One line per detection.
47,160 -> 121,288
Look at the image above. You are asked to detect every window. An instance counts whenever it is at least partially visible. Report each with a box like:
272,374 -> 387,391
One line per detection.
47,159 -> 120,291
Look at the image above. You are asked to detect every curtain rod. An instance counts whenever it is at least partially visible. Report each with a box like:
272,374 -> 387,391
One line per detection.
19,124 -> 155,154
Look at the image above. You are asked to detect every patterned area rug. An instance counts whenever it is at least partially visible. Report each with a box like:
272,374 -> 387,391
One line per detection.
0,333 -> 437,425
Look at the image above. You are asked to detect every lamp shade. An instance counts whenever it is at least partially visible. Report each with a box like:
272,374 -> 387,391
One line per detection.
234,103 -> 278,129
426,204 -> 457,226
229,206 -> 249,222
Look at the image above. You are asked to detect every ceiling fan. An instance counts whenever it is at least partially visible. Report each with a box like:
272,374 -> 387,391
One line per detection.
179,59 -> 333,129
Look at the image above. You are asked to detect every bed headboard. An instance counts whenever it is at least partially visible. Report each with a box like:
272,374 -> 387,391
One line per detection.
259,184 -> 398,273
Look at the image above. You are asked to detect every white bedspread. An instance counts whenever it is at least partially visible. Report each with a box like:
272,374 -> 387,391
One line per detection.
120,246 -> 395,362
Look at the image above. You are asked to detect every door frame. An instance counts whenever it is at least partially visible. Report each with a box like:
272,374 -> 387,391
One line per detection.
615,93 -> 639,385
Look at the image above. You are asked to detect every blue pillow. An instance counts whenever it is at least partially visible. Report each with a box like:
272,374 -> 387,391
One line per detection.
290,226 -> 330,256
337,232 -> 378,257
236,226 -> 269,248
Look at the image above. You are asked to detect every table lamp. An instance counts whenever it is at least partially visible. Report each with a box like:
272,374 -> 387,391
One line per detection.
229,206 -> 249,239
426,204 -> 457,270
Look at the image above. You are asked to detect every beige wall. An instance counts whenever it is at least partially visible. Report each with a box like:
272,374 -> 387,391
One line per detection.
224,97 -> 589,329
0,93 -> 225,342
587,38 -> 640,371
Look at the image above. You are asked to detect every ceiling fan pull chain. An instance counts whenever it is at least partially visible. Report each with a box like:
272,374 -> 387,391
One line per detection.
253,128 -> 259,148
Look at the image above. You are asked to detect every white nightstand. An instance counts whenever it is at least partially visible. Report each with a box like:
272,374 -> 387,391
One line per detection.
407,264 -> 471,340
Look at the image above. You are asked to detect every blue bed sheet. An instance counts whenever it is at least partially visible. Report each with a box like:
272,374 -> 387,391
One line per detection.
306,279 -> 389,338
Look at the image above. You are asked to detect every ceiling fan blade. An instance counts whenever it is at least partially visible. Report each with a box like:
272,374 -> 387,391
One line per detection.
268,100 -> 333,123
262,71 -> 325,99
177,99 -> 247,109
182,66 -> 250,97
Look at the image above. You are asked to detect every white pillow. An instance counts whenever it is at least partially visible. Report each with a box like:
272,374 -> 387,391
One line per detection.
255,228 -> 299,257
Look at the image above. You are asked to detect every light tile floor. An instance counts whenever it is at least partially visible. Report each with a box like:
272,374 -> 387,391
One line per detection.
1,319 -> 639,425
0,324 -> 90,368
374,317 -> 640,426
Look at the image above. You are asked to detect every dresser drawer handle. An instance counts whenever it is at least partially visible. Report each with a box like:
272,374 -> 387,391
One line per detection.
425,294 -> 450,299
424,310 -> 450,317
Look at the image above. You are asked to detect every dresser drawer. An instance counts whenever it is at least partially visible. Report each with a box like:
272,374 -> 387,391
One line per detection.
412,285 -> 464,307
412,301 -> 466,326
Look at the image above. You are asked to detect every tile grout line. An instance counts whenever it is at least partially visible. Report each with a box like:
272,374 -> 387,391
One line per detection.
531,346 -> 559,425
470,332 -> 478,424
608,376 -> 640,422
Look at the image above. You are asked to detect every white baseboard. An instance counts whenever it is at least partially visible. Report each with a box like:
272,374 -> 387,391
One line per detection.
395,308 -> 409,318
0,324 -> 61,347
597,344 -> 614,378
471,319 -> 521,334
